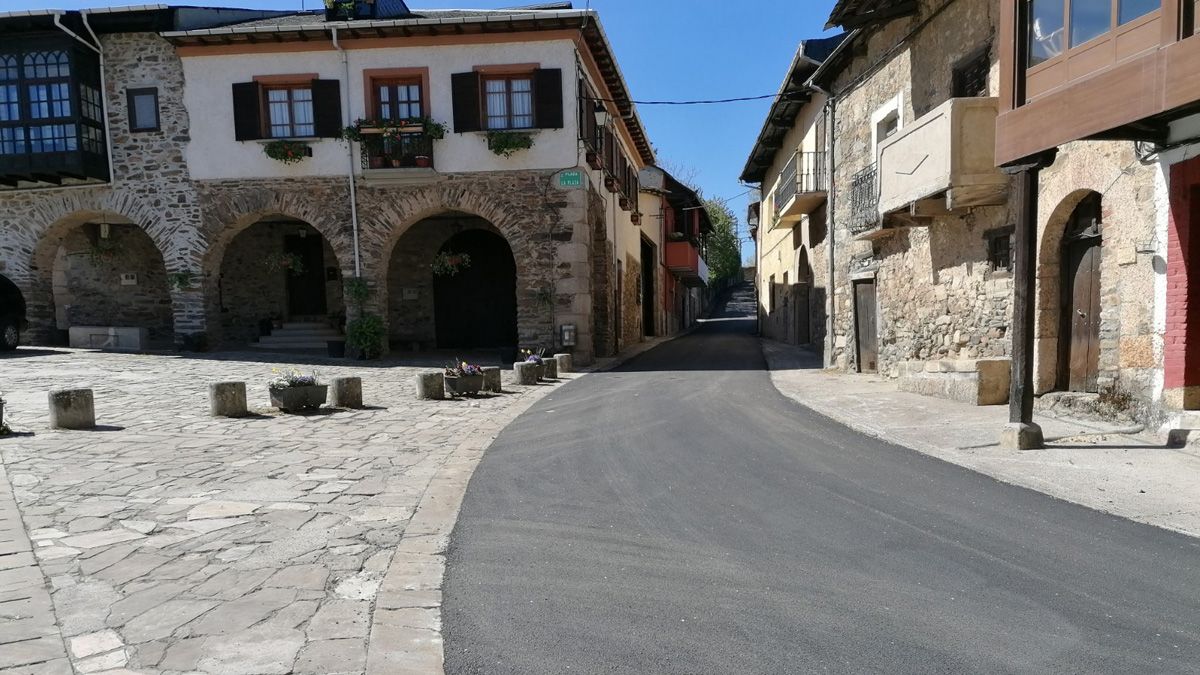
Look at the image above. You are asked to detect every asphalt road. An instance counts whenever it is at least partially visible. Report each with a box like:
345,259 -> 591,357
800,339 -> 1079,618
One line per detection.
443,287 -> 1200,674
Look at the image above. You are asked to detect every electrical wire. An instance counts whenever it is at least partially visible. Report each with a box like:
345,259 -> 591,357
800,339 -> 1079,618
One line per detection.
584,93 -> 782,106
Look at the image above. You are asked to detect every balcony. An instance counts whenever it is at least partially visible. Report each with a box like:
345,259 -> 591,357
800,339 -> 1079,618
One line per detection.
877,97 -> 1007,221
847,163 -> 878,235
772,151 -> 827,227
356,127 -> 439,186
665,238 -> 709,287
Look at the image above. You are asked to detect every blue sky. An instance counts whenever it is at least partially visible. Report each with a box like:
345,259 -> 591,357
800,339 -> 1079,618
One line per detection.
4,0 -> 838,261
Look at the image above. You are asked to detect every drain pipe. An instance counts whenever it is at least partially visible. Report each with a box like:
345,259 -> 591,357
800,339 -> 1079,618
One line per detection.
810,82 -> 837,368
57,12 -> 117,188
330,26 -> 362,278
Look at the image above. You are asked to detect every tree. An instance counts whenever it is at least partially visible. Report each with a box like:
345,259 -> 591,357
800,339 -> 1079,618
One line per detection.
704,198 -> 742,286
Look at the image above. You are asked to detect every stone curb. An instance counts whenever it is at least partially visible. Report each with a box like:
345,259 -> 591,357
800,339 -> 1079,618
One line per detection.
758,338 -> 1200,540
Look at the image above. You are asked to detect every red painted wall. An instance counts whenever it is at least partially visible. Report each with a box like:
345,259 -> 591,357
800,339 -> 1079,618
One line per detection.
1165,155 -> 1200,390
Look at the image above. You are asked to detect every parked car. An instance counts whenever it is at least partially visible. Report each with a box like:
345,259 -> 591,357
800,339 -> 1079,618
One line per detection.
0,276 -> 26,351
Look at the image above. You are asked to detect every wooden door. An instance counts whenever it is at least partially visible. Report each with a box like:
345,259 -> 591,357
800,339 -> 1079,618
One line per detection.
794,284 -> 811,345
434,230 -> 517,350
284,235 -> 327,317
1058,194 -> 1103,393
641,238 -> 655,337
854,280 -> 878,373
1064,238 -> 1101,392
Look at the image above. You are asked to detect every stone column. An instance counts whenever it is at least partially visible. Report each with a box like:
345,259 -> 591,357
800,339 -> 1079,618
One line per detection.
209,382 -> 248,417
414,372 -> 444,400
48,389 -> 95,430
171,284 -> 208,350
1001,150 -> 1057,450
330,377 -> 363,408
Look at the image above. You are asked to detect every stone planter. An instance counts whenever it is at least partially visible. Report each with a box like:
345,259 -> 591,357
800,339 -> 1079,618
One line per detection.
269,384 -> 328,412
445,374 -> 484,396
534,362 -> 546,380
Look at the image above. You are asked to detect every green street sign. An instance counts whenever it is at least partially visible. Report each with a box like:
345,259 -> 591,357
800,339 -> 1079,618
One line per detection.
558,170 -> 583,188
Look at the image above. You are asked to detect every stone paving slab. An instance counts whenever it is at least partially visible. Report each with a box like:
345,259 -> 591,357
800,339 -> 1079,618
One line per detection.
0,348 -> 575,674
762,339 -> 1200,539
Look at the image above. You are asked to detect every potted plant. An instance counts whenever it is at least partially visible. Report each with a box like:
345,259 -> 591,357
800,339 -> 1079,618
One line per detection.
486,130 -> 535,157
521,348 -> 546,380
346,313 -> 384,360
604,176 -> 620,193
263,139 -> 312,164
263,252 -> 306,276
586,150 -> 602,170
444,359 -> 485,396
415,155 -> 432,168
268,369 -> 327,412
431,251 -> 471,277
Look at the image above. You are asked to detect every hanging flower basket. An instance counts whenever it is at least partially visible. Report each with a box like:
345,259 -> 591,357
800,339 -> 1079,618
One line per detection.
263,139 -> 312,164
431,251 -> 472,277
263,252 -> 306,276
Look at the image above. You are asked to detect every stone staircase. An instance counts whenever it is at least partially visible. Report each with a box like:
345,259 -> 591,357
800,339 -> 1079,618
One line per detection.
253,321 -> 343,351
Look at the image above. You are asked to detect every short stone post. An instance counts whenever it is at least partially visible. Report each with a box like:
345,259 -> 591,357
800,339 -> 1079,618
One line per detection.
481,367 -> 502,393
513,362 -> 539,385
330,377 -> 363,408
48,389 -> 95,430
209,382 -> 248,418
415,372 -> 445,400
543,357 -> 558,380
554,353 -> 573,374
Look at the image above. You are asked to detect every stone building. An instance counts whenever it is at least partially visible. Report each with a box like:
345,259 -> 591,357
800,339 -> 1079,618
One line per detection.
746,0 -> 1169,420
0,2 -> 658,365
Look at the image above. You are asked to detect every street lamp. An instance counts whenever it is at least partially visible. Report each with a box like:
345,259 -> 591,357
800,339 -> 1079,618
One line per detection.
594,102 -> 610,128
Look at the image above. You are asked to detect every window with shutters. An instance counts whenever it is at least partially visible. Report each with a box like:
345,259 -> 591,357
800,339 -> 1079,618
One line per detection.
265,85 -> 315,138
482,74 -> 534,130
231,79 -> 341,142
952,44 -> 991,98
373,79 -> 423,121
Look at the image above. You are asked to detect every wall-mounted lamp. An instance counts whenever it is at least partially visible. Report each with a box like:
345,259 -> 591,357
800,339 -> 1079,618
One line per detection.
594,103 -> 610,129
298,228 -> 308,238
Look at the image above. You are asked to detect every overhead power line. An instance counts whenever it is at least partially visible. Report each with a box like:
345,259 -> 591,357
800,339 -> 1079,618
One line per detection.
585,93 -> 782,106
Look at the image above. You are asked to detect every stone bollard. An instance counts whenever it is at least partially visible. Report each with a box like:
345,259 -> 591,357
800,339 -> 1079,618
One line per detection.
513,362 -> 539,385
543,357 -> 558,380
554,353 -> 573,374
415,372 -> 445,400
48,389 -> 95,430
481,367 -> 502,393
209,382 -> 248,418
330,377 -> 363,408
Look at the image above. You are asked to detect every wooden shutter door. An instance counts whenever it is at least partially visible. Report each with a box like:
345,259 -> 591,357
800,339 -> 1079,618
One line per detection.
854,280 -> 878,373
533,68 -> 563,129
451,72 -> 481,133
231,81 -> 262,141
311,79 -> 343,138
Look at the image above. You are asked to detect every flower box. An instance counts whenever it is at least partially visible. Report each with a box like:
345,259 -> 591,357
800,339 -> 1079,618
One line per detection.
604,176 -> 620,193
631,212 -> 642,225
618,196 -> 631,211
586,151 -> 602,170
269,385 -> 328,412
444,374 -> 484,396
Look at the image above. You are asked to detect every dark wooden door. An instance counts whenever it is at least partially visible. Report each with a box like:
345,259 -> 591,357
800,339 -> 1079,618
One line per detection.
284,235 -> 327,317
1064,238 -> 1101,392
793,284 -> 811,345
434,230 -> 517,350
854,280 -> 878,373
641,238 -> 655,337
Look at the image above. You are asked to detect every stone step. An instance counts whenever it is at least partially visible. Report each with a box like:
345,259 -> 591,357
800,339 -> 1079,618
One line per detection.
281,322 -> 331,330
250,342 -> 330,351
263,330 -> 342,340
259,335 -> 342,346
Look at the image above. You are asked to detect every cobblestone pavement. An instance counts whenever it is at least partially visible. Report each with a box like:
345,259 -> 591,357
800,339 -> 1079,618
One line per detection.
0,348 -> 571,674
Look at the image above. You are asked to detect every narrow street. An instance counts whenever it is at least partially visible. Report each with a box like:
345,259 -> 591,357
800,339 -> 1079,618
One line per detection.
443,287 -> 1200,674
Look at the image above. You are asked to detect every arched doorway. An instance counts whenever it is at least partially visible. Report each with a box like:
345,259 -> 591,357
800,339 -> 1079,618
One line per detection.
1057,193 -> 1103,392
30,214 -> 173,348
215,217 -> 344,347
433,229 -> 517,350
385,212 -> 518,353
0,274 -> 26,350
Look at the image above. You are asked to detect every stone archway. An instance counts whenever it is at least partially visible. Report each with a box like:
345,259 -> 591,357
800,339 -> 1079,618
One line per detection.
362,182 -> 563,356
1034,189 -> 1100,393
207,215 -> 347,348
384,212 -> 518,353
28,210 -> 175,348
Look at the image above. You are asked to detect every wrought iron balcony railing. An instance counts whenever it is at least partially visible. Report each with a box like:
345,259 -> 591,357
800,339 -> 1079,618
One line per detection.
773,151 -> 828,219
359,131 -> 434,171
848,163 -> 879,233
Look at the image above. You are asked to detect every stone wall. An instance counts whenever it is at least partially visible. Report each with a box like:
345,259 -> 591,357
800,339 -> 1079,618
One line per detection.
52,224 -> 174,344
1033,140 -> 1161,417
216,222 -> 343,346
822,0 -> 1013,376
589,187 -> 614,358
620,252 -> 642,347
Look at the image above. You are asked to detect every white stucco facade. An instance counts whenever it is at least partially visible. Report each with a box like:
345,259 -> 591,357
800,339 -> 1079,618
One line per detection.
180,38 -> 590,180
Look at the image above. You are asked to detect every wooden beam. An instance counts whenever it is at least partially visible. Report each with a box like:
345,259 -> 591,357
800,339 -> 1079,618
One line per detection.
910,197 -> 950,218
839,1 -> 917,28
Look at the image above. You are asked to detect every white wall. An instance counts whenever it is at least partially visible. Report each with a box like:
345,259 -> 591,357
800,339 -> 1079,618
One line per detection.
181,38 -> 584,180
